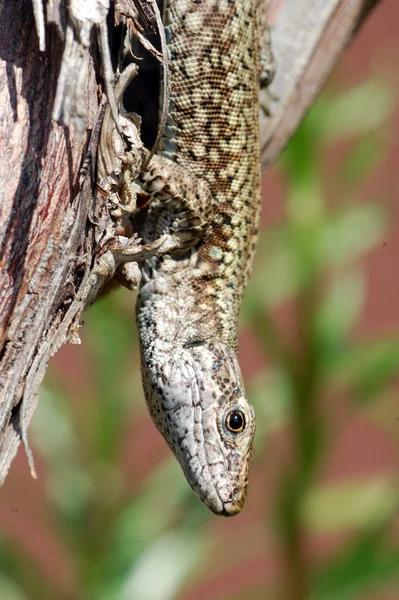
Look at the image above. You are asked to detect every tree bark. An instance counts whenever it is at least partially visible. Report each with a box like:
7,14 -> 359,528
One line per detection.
261,0 -> 380,166
0,0 -> 383,482
0,0 -> 101,478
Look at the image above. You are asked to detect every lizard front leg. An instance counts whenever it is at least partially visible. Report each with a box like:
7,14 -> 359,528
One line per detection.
103,153 -> 213,291
138,155 -> 213,251
89,148 -> 213,298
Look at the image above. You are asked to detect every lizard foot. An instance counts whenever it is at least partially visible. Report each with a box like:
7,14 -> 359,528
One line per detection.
83,233 -> 183,305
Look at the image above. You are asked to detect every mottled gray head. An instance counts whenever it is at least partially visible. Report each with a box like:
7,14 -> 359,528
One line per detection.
146,341 -> 255,516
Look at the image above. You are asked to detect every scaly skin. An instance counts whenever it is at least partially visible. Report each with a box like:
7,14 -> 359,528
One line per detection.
135,0 -> 268,516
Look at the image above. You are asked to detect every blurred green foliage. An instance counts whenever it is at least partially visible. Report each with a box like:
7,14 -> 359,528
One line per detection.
1,79 -> 399,600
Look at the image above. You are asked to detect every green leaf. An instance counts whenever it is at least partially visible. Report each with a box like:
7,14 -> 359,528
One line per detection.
246,199 -> 385,313
100,459 -> 204,596
327,340 -> 399,402
280,107 -> 323,184
32,387 -> 94,520
33,387 -> 78,461
119,533 -> 206,600
320,204 -> 386,268
310,531 -> 399,600
315,271 -> 365,350
319,82 -> 396,142
84,289 -> 141,461
362,393 -> 399,440
0,578 -> 26,600
249,368 -> 294,440
303,477 -> 399,533
243,228 -> 304,309
339,135 -> 387,188
0,541 -> 64,600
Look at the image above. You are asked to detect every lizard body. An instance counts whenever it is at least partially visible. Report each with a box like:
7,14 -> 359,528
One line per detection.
132,0 -> 272,516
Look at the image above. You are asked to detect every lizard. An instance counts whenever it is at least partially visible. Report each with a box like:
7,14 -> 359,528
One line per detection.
99,0 -> 274,516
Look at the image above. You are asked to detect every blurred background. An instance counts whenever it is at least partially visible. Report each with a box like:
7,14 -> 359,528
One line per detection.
1,1 -> 399,599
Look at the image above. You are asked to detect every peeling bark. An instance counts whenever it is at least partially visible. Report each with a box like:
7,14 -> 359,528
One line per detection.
0,0 -> 102,479
261,0 -> 381,166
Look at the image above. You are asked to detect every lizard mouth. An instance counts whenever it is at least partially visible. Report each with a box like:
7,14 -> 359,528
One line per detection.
221,502 -> 244,517
203,485 -> 247,516
179,445 -> 249,517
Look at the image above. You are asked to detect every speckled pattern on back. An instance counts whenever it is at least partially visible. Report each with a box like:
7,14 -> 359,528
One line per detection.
135,0 -> 269,516
161,0 -> 261,344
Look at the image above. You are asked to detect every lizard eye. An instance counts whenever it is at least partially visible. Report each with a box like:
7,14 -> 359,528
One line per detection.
225,409 -> 246,434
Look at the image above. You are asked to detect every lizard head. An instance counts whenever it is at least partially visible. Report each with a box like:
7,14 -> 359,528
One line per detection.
148,340 -> 256,516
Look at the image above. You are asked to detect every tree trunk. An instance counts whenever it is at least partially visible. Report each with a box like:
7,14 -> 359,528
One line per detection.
0,0 -> 101,478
